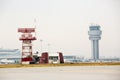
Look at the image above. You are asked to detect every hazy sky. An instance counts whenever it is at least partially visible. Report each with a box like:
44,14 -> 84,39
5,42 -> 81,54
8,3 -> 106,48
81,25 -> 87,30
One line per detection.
0,0 -> 120,58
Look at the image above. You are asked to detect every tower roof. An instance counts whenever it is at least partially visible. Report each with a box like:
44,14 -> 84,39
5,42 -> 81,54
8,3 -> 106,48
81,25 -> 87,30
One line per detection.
18,28 -> 35,33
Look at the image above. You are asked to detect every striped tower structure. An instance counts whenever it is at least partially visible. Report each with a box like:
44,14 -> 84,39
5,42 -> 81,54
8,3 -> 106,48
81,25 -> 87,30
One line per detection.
18,28 -> 36,64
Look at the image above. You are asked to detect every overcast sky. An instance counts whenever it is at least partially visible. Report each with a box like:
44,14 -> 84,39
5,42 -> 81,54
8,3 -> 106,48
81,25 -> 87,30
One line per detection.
0,0 -> 120,58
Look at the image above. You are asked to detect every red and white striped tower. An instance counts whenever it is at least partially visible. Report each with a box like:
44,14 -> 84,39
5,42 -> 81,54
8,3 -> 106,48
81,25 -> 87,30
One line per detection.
18,28 -> 36,64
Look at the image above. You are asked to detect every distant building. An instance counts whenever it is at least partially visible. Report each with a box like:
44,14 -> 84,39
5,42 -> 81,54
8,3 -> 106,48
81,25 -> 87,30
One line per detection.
0,48 -> 21,64
89,58 -> 120,62
64,55 -> 84,63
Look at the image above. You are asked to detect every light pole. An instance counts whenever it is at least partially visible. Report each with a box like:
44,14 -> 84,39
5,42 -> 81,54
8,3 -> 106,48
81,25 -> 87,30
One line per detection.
40,39 -> 43,53
48,43 -> 51,53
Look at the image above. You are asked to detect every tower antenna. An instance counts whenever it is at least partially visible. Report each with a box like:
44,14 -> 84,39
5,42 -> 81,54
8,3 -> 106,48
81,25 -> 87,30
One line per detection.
34,18 -> 37,37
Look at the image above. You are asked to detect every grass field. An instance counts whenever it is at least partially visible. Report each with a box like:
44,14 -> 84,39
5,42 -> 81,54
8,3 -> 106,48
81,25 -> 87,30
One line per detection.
0,62 -> 120,68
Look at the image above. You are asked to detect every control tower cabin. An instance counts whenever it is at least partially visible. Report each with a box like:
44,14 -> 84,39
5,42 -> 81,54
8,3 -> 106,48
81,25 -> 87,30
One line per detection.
88,25 -> 102,61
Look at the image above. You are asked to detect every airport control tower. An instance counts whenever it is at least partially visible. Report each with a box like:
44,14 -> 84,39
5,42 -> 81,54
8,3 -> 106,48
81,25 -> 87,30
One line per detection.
88,25 -> 102,61
18,28 -> 36,64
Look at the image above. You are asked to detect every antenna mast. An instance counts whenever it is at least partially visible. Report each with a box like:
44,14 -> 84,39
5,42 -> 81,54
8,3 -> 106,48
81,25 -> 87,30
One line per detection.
34,18 -> 37,37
